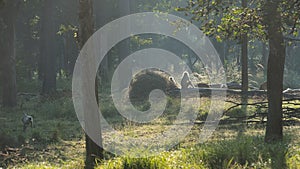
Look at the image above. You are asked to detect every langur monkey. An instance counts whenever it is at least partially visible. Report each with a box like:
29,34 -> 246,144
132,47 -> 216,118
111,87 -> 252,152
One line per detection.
259,81 -> 267,91
181,71 -> 194,89
22,113 -> 33,132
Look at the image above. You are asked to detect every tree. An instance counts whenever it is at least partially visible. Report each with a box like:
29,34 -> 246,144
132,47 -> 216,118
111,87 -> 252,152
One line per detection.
263,0 -> 285,142
116,0 -> 132,91
0,0 -> 19,107
241,0 -> 248,94
78,0 -> 104,168
56,0 -> 79,76
240,0 -> 249,131
40,0 -> 57,94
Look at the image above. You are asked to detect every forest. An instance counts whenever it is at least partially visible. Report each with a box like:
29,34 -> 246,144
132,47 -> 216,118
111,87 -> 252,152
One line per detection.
0,0 -> 300,168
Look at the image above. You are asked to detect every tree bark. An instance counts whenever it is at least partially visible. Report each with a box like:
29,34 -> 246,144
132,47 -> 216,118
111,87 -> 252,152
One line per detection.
241,0 -> 248,94
263,0 -> 285,142
78,0 -> 104,168
262,42 -> 268,78
241,37 -> 248,93
240,0 -> 248,132
0,1 -> 18,107
116,0 -> 131,91
40,0 -> 57,94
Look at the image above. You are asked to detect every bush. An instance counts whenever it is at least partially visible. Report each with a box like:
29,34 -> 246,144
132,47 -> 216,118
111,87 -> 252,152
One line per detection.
38,98 -> 76,120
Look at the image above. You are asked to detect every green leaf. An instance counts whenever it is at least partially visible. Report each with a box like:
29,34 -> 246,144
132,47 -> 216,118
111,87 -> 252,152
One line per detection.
216,35 -> 222,42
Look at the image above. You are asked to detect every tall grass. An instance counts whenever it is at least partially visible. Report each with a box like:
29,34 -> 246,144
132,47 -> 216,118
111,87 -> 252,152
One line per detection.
98,135 -> 299,169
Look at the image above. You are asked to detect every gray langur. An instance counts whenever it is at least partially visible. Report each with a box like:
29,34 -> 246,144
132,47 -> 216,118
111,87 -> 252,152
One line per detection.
259,81 -> 267,91
181,71 -> 194,89
22,113 -> 33,132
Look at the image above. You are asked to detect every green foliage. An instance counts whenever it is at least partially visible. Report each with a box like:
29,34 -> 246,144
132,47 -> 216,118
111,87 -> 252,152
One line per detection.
56,78 -> 72,90
225,106 -> 257,118
286,146 -> 300,168
98,135 -> 298,169
197,98 -> 211,121
224,61 -> 241,82
130,35 -> 153,47
38,98 -> 75,120
197,110 -> 208,121
99,97 -> 120,120
17,78 -> 41,93
98,150 -> 207,169
57,24 -> 78,36
28,15 -> 40,40
178,0 -> 300,42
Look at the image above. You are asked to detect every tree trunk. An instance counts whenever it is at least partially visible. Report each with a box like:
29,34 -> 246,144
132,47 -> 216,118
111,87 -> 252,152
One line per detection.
40,0 -> 57,94
262,42 -> 268,79
65,32 -> 78,76
236,45 -> 241,70
211,39 -> 225,64
241,0 -> 248,94
0,1 -> 18,107
263,0 -> 285,142
240,0 -> 248,132
249,50 -> 256,76
116,0 -> 131,91
241,37 -> 248,92
78,0 -> 104,168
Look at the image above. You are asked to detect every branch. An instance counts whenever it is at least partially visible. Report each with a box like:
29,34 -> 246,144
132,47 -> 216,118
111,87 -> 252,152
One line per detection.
284,36 -> 300,41
224,100 -> 268,114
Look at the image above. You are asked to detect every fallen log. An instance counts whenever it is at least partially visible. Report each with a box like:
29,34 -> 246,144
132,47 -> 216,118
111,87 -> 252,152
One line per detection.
174,88 -> 300,99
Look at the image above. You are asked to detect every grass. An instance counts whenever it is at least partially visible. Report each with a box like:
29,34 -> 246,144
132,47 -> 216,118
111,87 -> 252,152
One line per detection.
0,93 -> 85,168
1,80 -> 300,168
97,133 -> 300,169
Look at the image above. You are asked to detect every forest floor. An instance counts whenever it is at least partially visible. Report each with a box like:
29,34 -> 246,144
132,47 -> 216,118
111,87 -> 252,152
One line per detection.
0,88 -> 300,169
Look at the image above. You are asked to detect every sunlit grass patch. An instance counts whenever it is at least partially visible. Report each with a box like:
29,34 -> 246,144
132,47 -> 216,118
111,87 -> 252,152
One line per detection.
97,133 -> 300,169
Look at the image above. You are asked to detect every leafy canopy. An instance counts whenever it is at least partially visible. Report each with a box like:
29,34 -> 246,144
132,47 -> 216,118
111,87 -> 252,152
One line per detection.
176,0 -> 300,42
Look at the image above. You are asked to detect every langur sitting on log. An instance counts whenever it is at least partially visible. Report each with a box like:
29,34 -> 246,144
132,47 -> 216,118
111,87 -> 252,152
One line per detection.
181,71 -> 194,89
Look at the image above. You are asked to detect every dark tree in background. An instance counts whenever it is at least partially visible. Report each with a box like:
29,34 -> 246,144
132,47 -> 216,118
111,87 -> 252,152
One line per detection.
116,0 -> 132,91
241,0 -> 249,95
240,0 -> 249,131
40,0 -> 57,94
0,0 -> 19,107
78,0 -> 104,168
263,0 -> 285,142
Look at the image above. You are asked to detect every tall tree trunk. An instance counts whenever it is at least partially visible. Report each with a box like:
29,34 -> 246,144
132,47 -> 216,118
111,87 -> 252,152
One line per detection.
65,32 -> 78,76
240,0 -> 248,132
211,39 -> 225,64
241,37 -> 248,92
40,0 -> 57,94
116,0 -> 131,91
262,42 -> 268,79
78,0 -> 104,168
223,41 -> 228,64
263,0 -> 285,142
236,45 -> 241,70
241,0 -> 248,94
249,50 -> 256,76
0,1 -> 18,107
